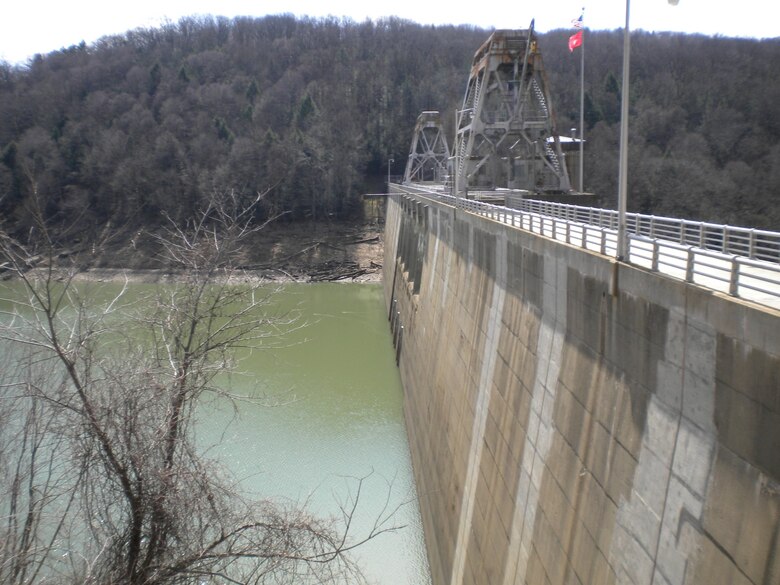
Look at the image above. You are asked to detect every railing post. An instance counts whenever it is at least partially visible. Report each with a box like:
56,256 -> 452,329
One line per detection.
685,247 -> 695,283
652,240 -> 659,271
729,256 -> 739,296
748,229 -> 756,259
600,229 -> 607,256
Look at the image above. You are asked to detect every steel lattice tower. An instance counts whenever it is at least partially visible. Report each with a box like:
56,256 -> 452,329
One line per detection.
404,111 -> 451,184
453,24 -> 571,195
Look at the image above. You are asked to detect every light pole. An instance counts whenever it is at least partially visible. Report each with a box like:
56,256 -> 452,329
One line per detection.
387,158 -> 394,192
578,8 -> 585,195
616,0 -> 631,261
618,0 -> 678,260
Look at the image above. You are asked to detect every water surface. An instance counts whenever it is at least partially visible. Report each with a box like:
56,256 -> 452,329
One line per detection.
0,279 -> 430,584
198,282 -> 430,585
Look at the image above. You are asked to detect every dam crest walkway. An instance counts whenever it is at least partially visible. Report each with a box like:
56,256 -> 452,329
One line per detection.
391,183 -> 780,311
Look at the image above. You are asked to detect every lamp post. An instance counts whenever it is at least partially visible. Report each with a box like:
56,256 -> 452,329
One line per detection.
618,0 -> 678,261
387,158 -> 394,193
578,8 -> 585,195
616,0 -> 631,261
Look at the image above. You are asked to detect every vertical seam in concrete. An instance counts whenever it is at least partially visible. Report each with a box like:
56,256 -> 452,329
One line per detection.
387,196 -> 401,263
449,235 -> 507,585
502,256 -> 567,585
651,291 -> 716,585
649,309 -> 686,585
609,290 -> 717,585
430,209 -> 440,296
442,211 -> 454,308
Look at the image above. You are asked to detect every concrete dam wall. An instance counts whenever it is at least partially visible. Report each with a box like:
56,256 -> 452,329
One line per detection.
383,193 -> 780,585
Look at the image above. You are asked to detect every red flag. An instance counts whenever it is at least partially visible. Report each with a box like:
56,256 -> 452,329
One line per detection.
568,30 -> 583,52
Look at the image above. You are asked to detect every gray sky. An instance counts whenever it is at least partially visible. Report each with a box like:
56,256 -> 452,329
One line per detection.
2,0 -> 777,64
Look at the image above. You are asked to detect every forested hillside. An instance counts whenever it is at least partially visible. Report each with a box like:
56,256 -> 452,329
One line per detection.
1,15 -> 778,240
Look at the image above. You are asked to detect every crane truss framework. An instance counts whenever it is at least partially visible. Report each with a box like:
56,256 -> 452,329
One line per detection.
404,111 -> 451,184
455,27 -> 571,194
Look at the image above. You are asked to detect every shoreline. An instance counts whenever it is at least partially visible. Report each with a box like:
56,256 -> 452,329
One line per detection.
3,219 -> 387,286
67,266 -> 383,284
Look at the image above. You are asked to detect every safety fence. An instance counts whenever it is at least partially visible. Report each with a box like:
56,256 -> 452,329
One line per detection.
394,187 -> 780,310
510,197 -> 780,263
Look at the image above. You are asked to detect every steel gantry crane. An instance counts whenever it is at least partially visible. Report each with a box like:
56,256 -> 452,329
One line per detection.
453,23 -> 571,196
403,111 -> 451,184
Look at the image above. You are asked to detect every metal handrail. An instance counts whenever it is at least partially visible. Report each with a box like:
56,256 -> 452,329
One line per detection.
392,187 -> 780,310
509,198 -> 780,263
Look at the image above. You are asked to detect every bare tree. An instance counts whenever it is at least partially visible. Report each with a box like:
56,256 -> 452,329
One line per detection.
0,349 -> 84,585
0,191 -> 399,584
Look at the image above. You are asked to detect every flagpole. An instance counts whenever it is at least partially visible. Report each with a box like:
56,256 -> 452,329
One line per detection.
578,9 -> 585,193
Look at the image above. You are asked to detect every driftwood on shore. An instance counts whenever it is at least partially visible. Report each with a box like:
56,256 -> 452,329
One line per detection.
348,236 -> 380,245
262,241 -> 345,268
308,260 -> 371,282
1,222 -> 385,283
245,235 -> 383,281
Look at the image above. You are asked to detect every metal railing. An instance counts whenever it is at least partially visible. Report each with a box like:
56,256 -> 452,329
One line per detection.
509,198 -> 780,263
393,187 -> 780,310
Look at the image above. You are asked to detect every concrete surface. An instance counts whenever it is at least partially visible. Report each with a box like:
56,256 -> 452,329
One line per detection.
384,193 -> 780,585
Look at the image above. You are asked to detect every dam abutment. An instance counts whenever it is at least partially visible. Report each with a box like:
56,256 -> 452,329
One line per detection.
384,193 -> 780,585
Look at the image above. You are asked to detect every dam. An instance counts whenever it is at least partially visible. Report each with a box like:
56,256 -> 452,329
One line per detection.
381,25 -> 779,585
382,190 -> 780,585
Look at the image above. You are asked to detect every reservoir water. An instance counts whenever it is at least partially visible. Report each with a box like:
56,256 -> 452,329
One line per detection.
0,279 -> 430,585
199,282 -> 430,584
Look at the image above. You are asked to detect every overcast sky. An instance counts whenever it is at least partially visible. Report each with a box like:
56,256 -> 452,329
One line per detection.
1,0 -> 777,64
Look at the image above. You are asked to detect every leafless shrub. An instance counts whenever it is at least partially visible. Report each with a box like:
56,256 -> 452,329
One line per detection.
0,191 -> 399,585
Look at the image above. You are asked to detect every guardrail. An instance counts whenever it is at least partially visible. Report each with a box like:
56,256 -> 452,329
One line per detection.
394,187 -> 780,310
510,198 -> 780,263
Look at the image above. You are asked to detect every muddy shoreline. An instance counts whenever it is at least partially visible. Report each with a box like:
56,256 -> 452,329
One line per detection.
28,219 -> 387,285
69,265 -> 383,284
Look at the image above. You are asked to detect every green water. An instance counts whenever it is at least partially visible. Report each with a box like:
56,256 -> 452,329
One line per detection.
199,283 -> 430,584
0,280 -> 430,584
